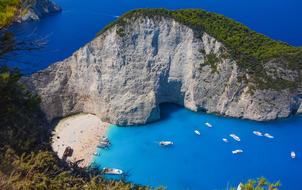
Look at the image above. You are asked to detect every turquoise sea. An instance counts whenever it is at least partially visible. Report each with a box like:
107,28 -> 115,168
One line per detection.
94,104 -> 302,190
4,0 -> 302,189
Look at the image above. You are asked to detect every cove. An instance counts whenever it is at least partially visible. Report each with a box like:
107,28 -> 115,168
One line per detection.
5,0 -> 302,189
94,104 -> 302,190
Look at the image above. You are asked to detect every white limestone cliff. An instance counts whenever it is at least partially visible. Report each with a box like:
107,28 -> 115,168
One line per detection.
23,16 -> 302,125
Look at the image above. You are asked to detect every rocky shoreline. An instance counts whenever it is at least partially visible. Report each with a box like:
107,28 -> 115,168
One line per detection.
15,0 -> 61,23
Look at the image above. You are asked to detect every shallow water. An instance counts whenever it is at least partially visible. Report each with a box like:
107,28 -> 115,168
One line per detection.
94,104 -> 302,190
6,0 -> 302,73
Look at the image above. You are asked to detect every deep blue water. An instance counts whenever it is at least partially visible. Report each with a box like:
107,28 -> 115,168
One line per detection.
5,0 -> 302,73
5,0 -> 302,189
95,104 -> 302,190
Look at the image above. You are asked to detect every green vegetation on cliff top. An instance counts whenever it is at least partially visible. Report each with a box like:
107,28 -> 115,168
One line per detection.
0,0 -> 21,28
99,8 -> 302,90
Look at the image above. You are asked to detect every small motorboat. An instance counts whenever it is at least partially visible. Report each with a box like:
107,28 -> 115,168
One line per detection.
264,133 -> 274,139
205,122 -> 212,128
93,152 -> 100,156
291,151 -> 296,159
222,138 -> 228,143
97,144 -> 108,149
102,136 -> 109,142
194,130 -> 201,135
230,134 -> 241,142
102,168 -> 123,175
232,149 -> 243,154
253,131 -> 263,136
100,141 -> 110,145
159,141 -> 173,146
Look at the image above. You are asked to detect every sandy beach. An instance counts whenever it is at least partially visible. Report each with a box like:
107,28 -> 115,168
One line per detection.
51,113 -> 109,168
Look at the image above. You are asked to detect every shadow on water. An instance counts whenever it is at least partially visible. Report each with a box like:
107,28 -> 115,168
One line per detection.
113,103 -> 185,127
158,103 -> 183,121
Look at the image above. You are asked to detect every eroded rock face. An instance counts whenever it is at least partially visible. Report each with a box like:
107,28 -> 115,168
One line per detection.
22,16 -> 302,125
16,0 -> 61,22
298,103 -> 302,114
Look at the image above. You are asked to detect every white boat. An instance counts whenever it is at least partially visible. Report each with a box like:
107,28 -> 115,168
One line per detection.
93,152 -> 100,156
253,131 -> 263,136
291,151 -> 296,159
102,168 -> 123,175
97,144 -> 109,149
159,141 -> 173,146
194,130 -> 201,135
232,149 -> 243,154
205,122 -> 212,128
100,141 -> 110,145
102,136 -> 109,142
230,134 -> 241,141
222,138 -> 228,143
264,133 -> 274,139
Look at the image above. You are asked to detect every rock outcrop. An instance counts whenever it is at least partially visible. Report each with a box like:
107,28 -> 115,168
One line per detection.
16,0 -> 61,22
22,12 -> 302,125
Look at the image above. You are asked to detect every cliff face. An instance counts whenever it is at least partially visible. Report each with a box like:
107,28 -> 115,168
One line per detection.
16,0 -> 61,22
23,15 -> 302,125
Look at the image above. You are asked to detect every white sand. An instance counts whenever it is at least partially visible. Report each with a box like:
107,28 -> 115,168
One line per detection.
51,113 -> 109,168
